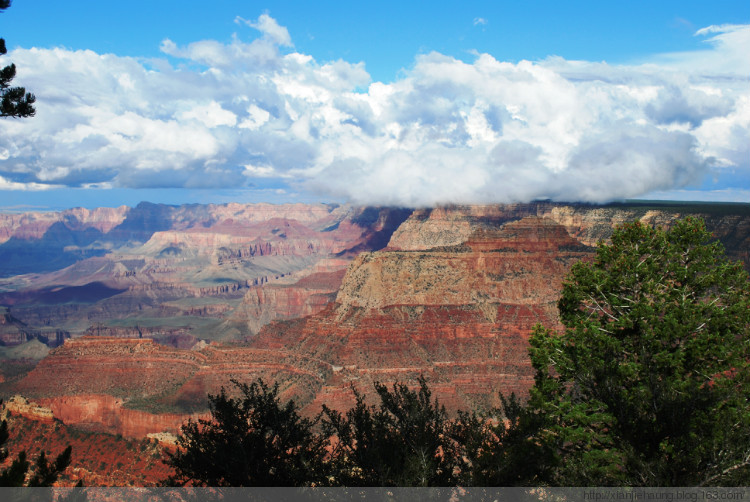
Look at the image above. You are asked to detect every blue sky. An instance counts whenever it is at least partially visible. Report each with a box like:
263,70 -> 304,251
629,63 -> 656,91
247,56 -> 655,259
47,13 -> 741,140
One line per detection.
0,0 -> 748,209
5,1 -> 747,82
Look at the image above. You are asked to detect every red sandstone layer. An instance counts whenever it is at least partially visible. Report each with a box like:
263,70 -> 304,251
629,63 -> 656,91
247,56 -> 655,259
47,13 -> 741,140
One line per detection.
8,204 -> 750,441
247,215 -> 591,411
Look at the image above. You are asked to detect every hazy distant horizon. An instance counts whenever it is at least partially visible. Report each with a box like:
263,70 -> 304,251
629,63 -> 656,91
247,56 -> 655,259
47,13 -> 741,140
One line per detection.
2,190 -> 750,214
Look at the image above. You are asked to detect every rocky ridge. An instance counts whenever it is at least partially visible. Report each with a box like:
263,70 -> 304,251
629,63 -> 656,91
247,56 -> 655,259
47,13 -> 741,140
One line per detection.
0,306 -> 69,346
0,206 -> 130,245
0,203 -> 410,345
14,336 -> 337,436
1,400 -> 173,486
252,203 -> 750,411
3,201 -> 750,442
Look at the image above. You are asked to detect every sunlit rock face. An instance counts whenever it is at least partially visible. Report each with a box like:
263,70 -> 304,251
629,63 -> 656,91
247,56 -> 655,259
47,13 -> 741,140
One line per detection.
0,203 -> 410,344
252,203 -> 750,413
253,210 -> 593,412
4,201 -> 750,441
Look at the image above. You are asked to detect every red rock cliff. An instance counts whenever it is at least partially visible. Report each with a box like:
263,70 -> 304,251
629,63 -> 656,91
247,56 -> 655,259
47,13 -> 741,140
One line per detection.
9,203 -> 750,436
252,215 -> 593,412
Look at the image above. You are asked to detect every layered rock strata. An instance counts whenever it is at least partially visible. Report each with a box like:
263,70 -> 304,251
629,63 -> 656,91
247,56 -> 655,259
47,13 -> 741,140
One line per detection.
15,337 -> 335,436
252,215 -> 592,411
6,202 -> 750,440
0,204 -> 410,342
0,307 -> 69,347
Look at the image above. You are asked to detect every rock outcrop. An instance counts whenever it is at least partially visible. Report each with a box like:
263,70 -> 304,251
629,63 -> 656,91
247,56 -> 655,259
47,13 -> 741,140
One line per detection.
14,337 -> 334,436
5,201 -> 750,442
35,394 -> 206,439
1,403 -> 173,486
1,395 -> 55,423
0,204 -> 410,344
225,269 -> 347,336
252,213 -> 593,411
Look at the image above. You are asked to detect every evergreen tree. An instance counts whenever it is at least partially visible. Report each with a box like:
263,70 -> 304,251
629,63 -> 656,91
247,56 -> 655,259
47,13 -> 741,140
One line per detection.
450,393 -> 556,486
524,217 -> 750,485
1,0 -> 35,118
165,376 -> 466,487
323,376 -> 461,486
165,379 -> 332,487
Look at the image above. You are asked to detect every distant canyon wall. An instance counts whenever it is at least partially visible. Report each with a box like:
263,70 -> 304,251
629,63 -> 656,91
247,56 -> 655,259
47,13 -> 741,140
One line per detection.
4,201 -> 750,438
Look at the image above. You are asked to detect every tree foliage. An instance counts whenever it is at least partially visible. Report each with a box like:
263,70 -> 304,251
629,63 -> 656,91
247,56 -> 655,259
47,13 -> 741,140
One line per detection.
526,217 -> 750,485
165,379 -> 331,487
451,393 -> 556,486
1,0 -> 35,118
0,400 -> 73,487
323,376 -> 460,486
167,376 -> 468,487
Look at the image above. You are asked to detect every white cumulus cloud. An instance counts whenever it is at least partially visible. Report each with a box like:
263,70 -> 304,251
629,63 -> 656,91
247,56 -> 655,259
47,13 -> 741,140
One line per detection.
178,101 -> 238,128
0,17 -> 747,205
236,13 -> 293,47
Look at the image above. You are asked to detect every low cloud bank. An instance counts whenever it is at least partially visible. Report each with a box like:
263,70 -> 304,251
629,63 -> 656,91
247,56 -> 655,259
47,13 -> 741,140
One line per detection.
0,18 -> 747,205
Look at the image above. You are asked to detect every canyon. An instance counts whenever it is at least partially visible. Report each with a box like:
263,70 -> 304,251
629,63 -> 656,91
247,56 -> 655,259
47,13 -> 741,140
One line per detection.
1,200 -> 749,485
0,203 -> 410,345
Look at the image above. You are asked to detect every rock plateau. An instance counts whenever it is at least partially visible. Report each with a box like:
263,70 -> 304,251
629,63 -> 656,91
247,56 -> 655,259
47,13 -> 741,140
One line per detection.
2,201 -> 750,469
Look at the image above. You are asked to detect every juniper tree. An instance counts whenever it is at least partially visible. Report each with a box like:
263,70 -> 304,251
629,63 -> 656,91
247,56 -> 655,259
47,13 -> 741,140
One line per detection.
450,392 -> 557,486
165,379 -> 331,487
323,376 -> 462,487
526,217 -> 750,485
